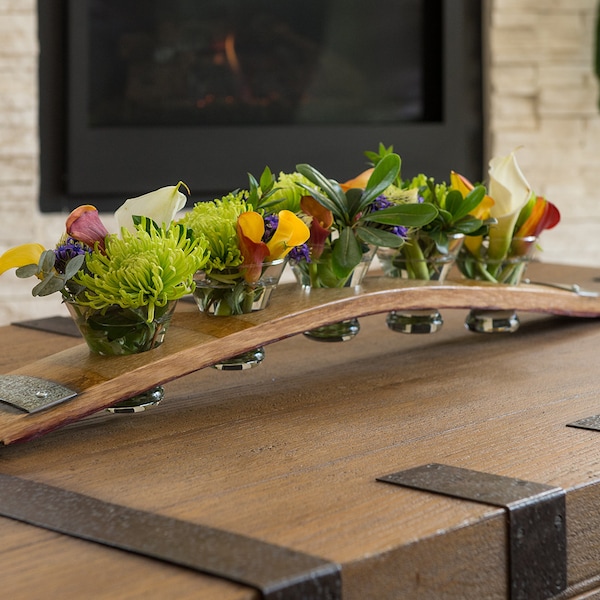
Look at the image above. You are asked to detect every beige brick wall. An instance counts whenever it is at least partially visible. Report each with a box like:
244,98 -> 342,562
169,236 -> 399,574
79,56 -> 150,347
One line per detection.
487,0 -> 600,268
0,0 -> 598,326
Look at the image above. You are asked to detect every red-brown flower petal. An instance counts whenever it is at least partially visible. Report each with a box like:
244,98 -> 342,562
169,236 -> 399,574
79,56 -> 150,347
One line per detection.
236,212 -> 270,282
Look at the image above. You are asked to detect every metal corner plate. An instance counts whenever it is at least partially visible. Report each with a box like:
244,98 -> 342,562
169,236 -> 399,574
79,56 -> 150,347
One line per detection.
0,375 -> 78,413
566,415 -> 600,431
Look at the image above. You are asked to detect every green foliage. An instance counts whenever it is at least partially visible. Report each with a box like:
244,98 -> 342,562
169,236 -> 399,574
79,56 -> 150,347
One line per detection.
366,145 -> 491,253
16,250 -> 86,297
295,152 -> 438,278
364,142 -> 402,187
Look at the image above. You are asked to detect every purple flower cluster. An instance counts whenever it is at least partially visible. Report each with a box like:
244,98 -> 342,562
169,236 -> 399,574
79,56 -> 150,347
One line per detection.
54,237 -> 90,274
288,244 -> 311,263
262,214 -> 278,243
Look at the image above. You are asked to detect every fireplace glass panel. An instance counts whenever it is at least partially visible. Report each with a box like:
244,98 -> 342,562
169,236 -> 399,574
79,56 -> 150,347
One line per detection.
89,0 -> 434,128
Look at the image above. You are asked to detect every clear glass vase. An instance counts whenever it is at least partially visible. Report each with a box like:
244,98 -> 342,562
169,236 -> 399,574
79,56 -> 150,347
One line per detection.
64,299 -> 178,412
192,259 -> 286,368
193,259 -> 286,315
457,236 -> 537,333
65,300 -> 178,356
378,233 -> 464,334
290,246 -> 375,342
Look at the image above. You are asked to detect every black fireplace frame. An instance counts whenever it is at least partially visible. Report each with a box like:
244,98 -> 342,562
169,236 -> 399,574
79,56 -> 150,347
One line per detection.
38,0 -> 483,212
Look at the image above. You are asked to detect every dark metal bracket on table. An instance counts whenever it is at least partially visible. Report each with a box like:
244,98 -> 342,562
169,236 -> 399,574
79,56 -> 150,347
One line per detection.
378,463 -> 567,600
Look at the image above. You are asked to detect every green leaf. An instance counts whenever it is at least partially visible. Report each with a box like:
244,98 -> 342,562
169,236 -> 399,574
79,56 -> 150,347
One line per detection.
356,226 -> 405,248
64,254 -> 86,280
133,215 -> 160,234
246,166 -> 278,210
332,228 -> 362,278
362,203 -> 438,227
259,166 -> 274,193
447,185 -> 486,222
364,143 -> 395,167
462,223 -> 489,237
358,154 -> 401,210
15,264 -> 39,278
443,190 -> 465,218
32,274 -> 65,296
436,208 -> 453,226
39,249 -> 56,274
296,163 -> 348,219
452,216 -> 485,234
345,188 -> 364,219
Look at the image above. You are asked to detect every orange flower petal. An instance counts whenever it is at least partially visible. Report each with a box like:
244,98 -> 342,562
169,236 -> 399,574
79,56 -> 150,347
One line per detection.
340,168 -> 374,192
515,196 -> 561,238
300,196 -> 333,259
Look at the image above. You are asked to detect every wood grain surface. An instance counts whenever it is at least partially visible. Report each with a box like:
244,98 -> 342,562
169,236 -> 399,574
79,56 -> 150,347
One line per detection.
2,264 -> 600,445
2,263 -> 600,598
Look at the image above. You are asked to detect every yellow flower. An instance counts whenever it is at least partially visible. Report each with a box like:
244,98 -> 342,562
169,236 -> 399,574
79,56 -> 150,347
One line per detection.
236,210 -> 310,282
0,243 -> 45,275
266,210 -> 310,261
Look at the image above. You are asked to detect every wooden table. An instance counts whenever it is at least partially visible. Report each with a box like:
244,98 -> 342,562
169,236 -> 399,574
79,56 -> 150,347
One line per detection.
2,262 -> 600,599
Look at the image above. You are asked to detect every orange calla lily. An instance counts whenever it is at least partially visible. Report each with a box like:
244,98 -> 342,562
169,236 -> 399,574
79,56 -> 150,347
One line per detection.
0,243 -> 45,275
66,205 -> 109,251
515,196 -> 560,239
340,168 -> 374,192
236,211 -> 270,283
300,196 -> 334,259
511,196 -> 560,256
266,210 -> 310,261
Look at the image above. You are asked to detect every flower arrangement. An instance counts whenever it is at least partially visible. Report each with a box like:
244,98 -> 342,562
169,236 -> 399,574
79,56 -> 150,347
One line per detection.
454,150 -> 561,284
356,144 -> 492,281
178,175 -> 310,315
0,183 -> 208,354
288,149 -> 440,288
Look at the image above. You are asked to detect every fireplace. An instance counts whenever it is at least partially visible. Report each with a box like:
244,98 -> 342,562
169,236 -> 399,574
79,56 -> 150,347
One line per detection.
39,0 -> 482,212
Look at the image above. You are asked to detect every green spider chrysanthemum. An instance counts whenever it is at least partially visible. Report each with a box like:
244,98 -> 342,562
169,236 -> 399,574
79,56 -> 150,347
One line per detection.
177,192 -> 250,273
72,221 -> 208,321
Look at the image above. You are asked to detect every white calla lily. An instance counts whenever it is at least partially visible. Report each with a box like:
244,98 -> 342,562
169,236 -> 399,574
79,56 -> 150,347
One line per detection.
487,152 -> 532,261
115,182 -> 189,233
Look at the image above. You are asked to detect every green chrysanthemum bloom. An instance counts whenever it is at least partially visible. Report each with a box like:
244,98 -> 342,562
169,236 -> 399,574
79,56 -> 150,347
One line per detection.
178,192 -> 250,273
73,222 -> 208,321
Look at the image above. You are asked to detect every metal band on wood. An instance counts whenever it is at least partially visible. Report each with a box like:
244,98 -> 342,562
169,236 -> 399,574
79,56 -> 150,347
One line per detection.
377,463 -> 567,600
0,473 -> 341,600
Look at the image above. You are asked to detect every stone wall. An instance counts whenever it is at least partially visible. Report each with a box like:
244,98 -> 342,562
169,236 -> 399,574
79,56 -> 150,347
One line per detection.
487,0 -> 600,270
0,0 -> 598,326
